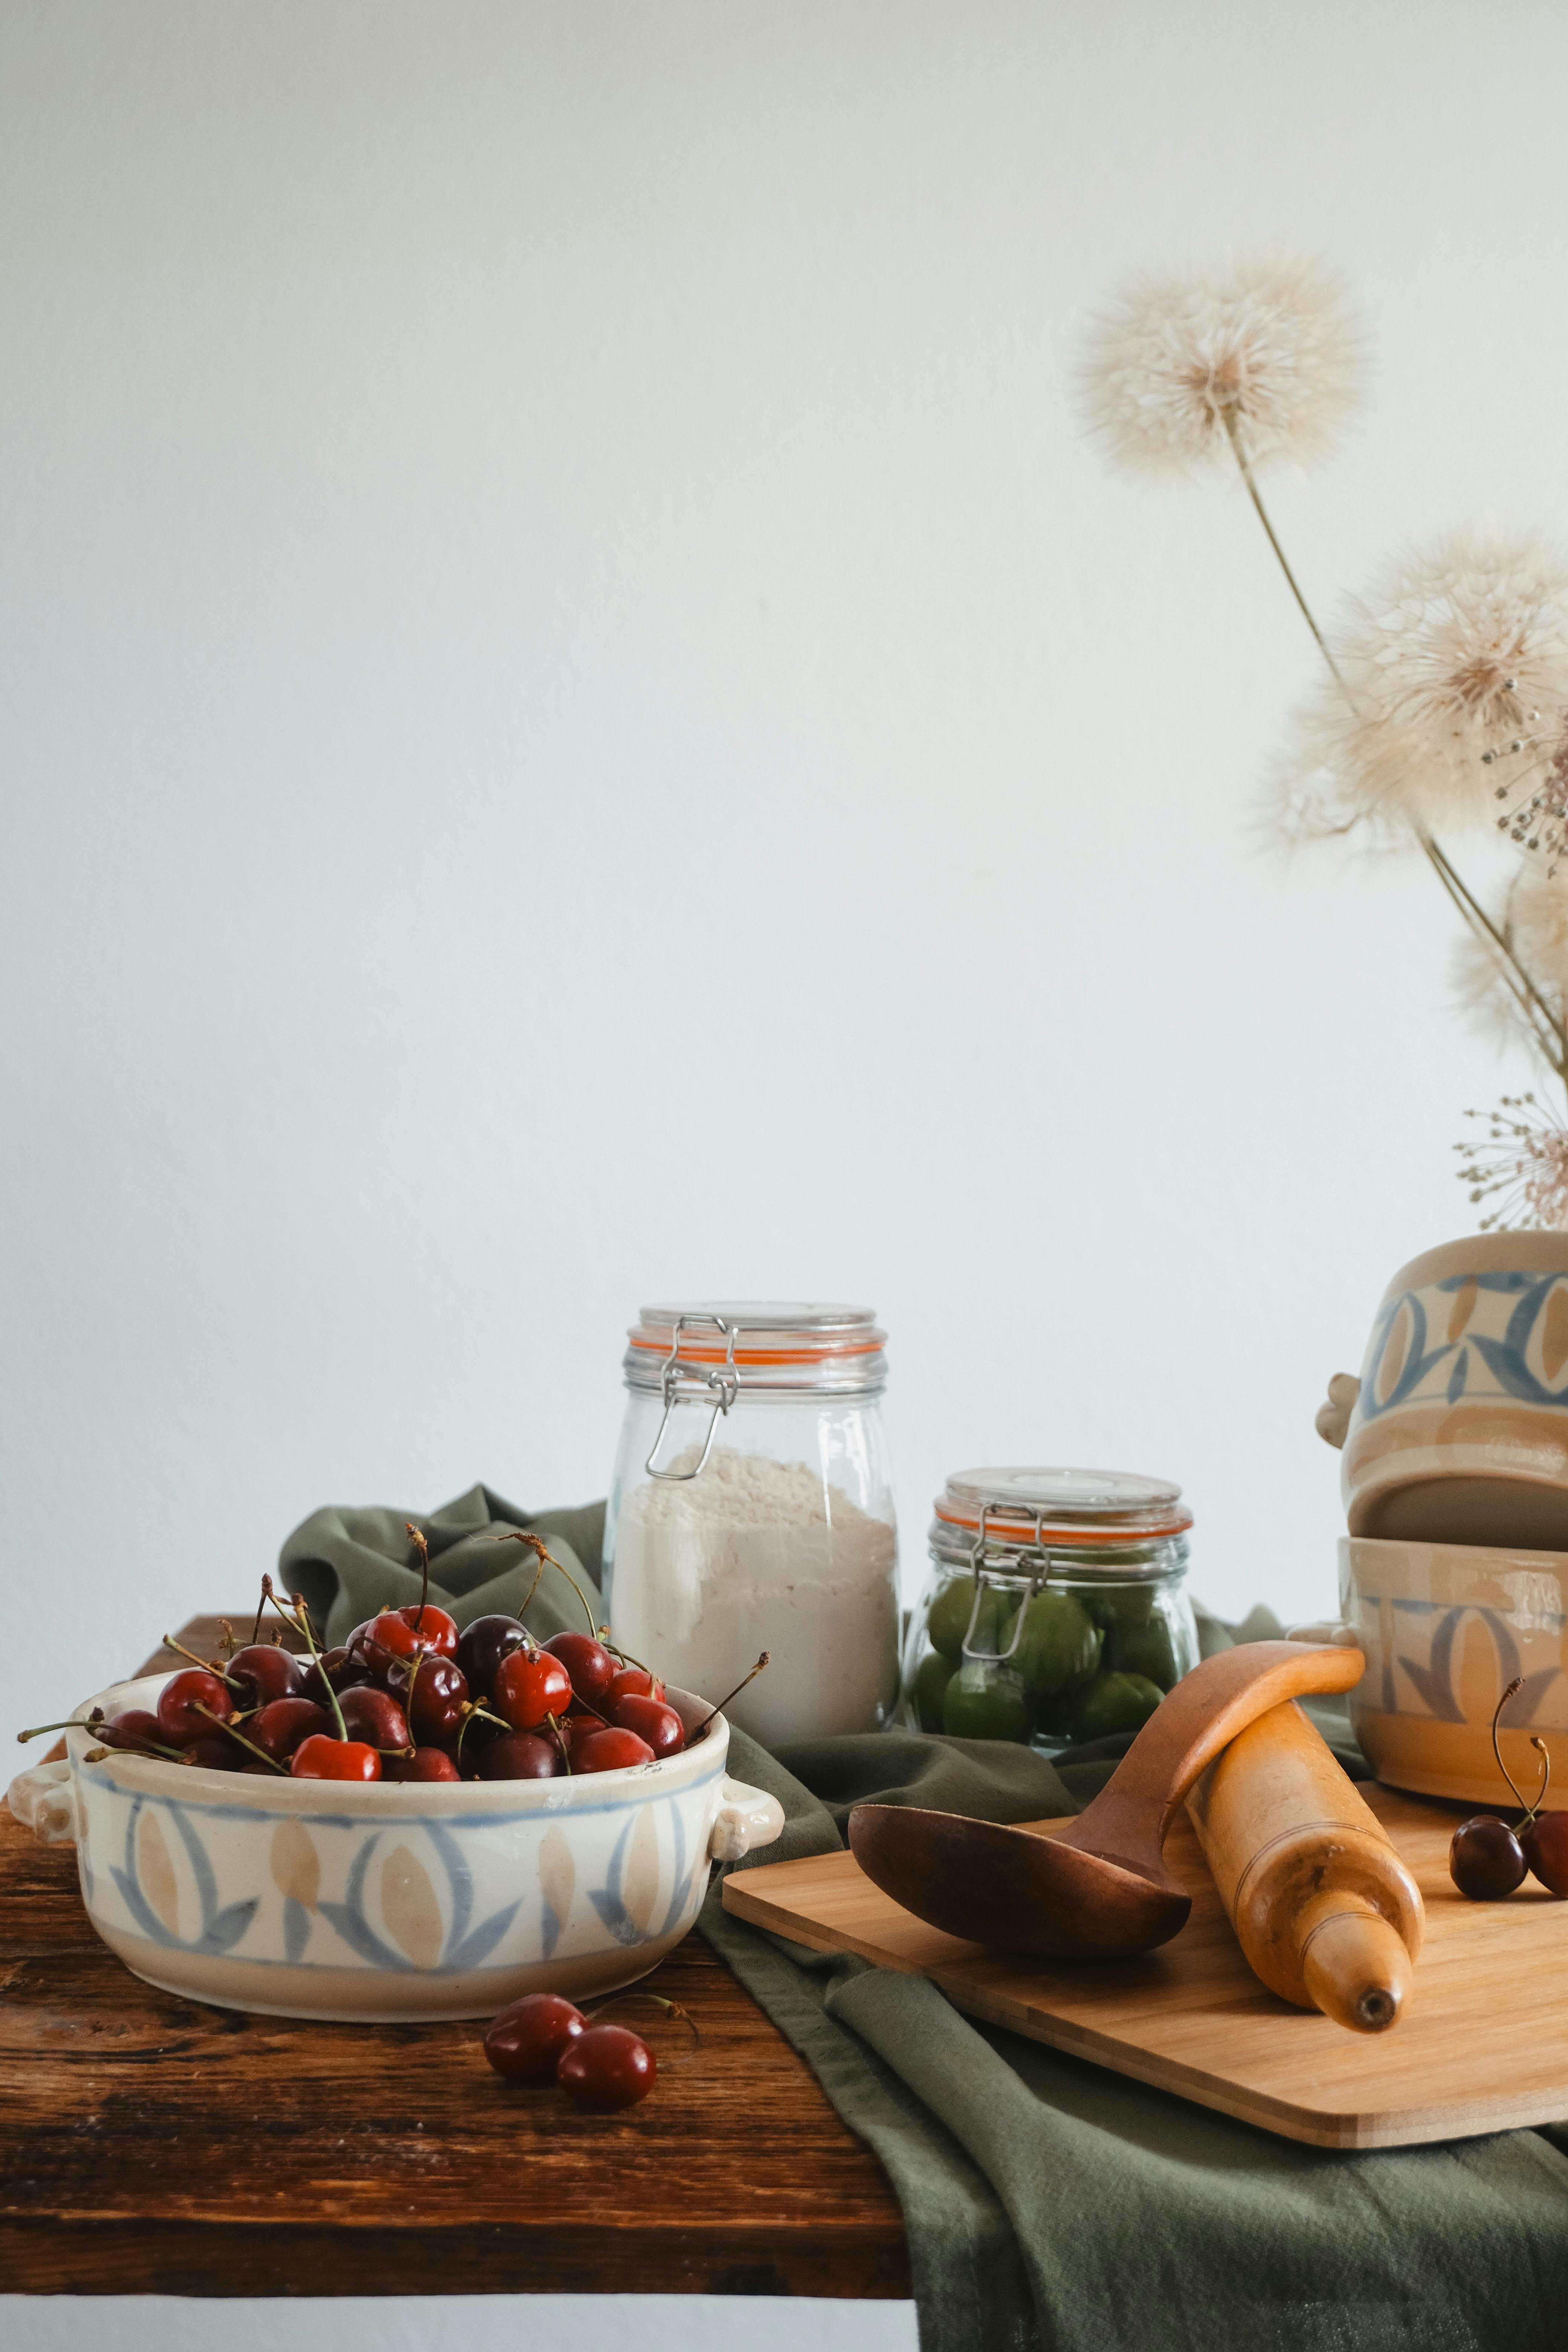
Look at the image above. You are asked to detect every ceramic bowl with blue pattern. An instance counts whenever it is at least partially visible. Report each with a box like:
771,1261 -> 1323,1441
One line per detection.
6,1672 -> 785,2021
1337,1232 -> 1568,1552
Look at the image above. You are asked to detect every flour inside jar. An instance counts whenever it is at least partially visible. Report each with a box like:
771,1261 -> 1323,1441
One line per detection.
611,1445 -> 900,1746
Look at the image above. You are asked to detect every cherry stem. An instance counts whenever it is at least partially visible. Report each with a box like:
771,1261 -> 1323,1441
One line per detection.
493,1530 -> 598,1637
1530,1735 -> 1553,1824
405,1522 -> 431,1633
162,1634 -> 239,1687
194,1702 -> 289,1775
262,1576 -> 350,1743
1490,1677 -> 1531,1814
18,1709 -> 106,1742
583,1991 -> 700,2055
689,1654 -> 770,1744
544,1712 -> 573,1775
250,1589 -> 266,1646
216,1620 -> 237,1659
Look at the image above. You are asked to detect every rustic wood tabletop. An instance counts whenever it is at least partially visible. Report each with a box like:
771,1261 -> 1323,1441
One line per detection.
0,1615 -> 909,2300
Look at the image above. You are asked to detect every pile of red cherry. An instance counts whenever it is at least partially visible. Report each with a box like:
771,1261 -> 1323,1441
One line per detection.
44,1533 -> 693,1784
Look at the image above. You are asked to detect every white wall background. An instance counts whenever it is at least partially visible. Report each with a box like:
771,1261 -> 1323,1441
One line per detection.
5,2 -> 1567,2341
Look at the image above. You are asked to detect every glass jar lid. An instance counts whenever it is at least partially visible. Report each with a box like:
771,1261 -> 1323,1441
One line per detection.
624,1301 -> 888,1397
931,1466 -> 1191,1565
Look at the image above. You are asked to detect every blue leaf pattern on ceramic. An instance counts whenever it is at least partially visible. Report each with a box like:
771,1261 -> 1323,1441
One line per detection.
445,1900 -> 522,1973
423,1819 -> 473,1953
1447,1347 -> 1469,1403
655,1798 -> 689,1939
283,1895 -> 311,1964
318,1833 -> 413,1971
588,1813 -> 646,1948
202,1898 -> 259,1954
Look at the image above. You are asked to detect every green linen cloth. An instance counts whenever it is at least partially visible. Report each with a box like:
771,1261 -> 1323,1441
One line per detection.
277,1499 -> 1568,2348
279,1484 -> 606,1647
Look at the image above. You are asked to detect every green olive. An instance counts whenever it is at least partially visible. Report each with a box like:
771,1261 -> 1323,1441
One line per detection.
926,1576 -> 1006,1661
913,1649 -> 957,1731
1105,1614 -> 1184,1690
1061,1671 -> 1165,1743
1082,1585 -> 1158,1636
942,1661 -> 1031,1743
1001,1590 -> 1101,1698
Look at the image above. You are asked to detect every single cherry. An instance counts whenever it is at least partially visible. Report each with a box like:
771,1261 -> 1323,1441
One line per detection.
493,1647 -> 573,1732
158,1669 -> 235,1744
389,1655 -> 469,1743
573,1726 -> 655,1775
1450,1813 -> 1527,1899
303,1646 -> 372,1704
383,1746 -> 462,1782
181,1733 -> 242,1772
1522,1810 -> 1568,1896
544,1631 -> 617,1709
606,1665 -> 665,1709
247,1697 -> 332,1761
105,1707 -> 167,1751
225,1644 -> 306,1708
484,1993 -> 587,2082
556,2022 -> 655,2111
290,1734 -> 382,1781
478,1730 -> 560,1780
454,1614 -> 529,1698
386,1604 -> 459,1660
337,1687 -> 412,1751
612,1693 -> 684,1758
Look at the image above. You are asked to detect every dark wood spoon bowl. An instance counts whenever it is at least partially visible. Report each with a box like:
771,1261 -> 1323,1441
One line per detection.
847,1640 -> 1364,1959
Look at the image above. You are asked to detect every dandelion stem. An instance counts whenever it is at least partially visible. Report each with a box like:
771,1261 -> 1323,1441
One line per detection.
1222,411 -> 1568,1110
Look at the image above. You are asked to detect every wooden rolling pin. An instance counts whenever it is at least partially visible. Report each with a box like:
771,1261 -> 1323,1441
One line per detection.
1185,1700 -> 1424,2034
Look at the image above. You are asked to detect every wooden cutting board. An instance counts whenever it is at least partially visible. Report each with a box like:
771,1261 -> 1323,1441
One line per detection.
722,1785 -> 1568,2149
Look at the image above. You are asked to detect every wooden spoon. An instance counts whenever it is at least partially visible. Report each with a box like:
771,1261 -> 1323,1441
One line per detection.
847,1640 -> 1364,1960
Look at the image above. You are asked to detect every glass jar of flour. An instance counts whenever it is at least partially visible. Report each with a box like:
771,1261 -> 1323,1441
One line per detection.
603,1303 -> 899,1746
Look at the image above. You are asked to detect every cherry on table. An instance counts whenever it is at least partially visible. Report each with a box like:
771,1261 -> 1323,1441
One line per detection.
248,1697 -> 332,1761
493,1648 -> 573,1732
477,1730 -> 560,1780
544,1632 -> 617,1709
1523,1810 -> 1568,1895
573,1727 -> 655,1775
484,1992 -> 586,2082
158,1669 -> 235,1744
225,1644 -> 306,1708
1450,1813 -> 1527,1899
454,1615 -> 529,1698
612,1694 -> 684,1758
383,1746 -> 462,1782
337,1687 -> 412,1752
557,2022 -> 655,2111
290,1734 -> 382,1781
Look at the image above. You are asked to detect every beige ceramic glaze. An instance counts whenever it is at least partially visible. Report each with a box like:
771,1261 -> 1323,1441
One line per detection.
5,1674 -> 785,2021
1334,1233 -> 1568,1549
1308,1534 -> 1568,1806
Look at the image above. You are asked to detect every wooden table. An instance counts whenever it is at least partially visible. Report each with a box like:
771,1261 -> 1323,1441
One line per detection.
0,1616 -> 909,2299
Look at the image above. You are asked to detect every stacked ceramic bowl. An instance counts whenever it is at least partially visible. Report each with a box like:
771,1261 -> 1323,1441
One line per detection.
1316,1233 -> 1568,1807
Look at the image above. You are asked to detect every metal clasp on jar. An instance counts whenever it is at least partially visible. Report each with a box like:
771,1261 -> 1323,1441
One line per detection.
643,1312 -> 741,1481
961,1502 -> 1049,1661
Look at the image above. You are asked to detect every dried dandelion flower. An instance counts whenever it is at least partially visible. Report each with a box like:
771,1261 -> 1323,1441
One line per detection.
1078,250 -> 1363,475
1274,532 -> 1568,851
1453,867 -> 1568,1050
1455,1095 -> 1568,1231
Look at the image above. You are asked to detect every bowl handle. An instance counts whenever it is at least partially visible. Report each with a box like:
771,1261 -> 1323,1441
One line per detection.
7,1759 -> 79,1845
1315,1372 -> 1361,1449
709,1776 -> 786,1862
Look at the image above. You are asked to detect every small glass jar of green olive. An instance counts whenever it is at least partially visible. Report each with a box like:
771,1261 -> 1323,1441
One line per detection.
899,1468 -> 1199,1749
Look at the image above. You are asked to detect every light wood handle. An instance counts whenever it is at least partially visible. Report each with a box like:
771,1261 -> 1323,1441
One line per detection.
1055,1642 -> 1366,1880
1186,1700 -> 1424,2032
